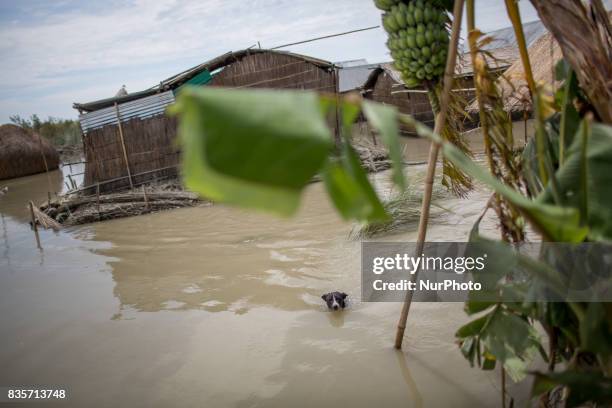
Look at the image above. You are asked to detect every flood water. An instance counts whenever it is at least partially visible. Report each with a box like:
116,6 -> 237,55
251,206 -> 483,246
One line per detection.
0,131 -> 534,407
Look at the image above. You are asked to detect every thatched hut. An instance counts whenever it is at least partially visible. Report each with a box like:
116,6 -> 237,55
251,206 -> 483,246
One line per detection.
0,124 -> 59,180
465,23 -> 558,115
362,63 -> 480,135
497,32 -> 562,113
74,49 -> 336,193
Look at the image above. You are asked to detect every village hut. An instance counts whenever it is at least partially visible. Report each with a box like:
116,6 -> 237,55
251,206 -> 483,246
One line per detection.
463,20 -> 557,115
360,50 -> 520,135
336,60 -> 380,94
73,49 -> 336,193
496,32 -> 562,113
0,124 -> 59,180
362,63 -> 436,134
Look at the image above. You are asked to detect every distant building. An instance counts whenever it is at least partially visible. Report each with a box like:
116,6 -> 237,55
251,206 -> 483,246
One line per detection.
336,60 -> 381,94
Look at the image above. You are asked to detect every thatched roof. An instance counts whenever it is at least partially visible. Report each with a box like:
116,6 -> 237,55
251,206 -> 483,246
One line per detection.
468,32 -> 563,113
456,47 -> 521,77
0,124 -> 59,180
74,48 -> 334,112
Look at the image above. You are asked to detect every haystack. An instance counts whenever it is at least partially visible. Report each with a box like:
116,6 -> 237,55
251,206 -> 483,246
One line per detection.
0,124 -> 59,180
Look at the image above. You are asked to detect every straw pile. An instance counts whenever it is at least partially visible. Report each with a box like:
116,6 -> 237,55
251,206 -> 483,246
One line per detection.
40,182 -> 204,226
0,124 -> 59,180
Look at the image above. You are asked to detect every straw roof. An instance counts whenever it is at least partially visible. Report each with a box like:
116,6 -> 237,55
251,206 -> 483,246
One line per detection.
0,124 -> 59,180
468,32 -> 563,113
74,49 -> 334,112
456,46 -> 520,77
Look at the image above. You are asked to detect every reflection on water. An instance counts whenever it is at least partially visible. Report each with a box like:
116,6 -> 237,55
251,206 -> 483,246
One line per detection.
0,136 -> 533,407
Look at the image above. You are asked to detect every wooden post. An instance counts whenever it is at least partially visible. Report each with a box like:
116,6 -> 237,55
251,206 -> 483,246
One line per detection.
332,67 -> 341,146
523,110 -> 528,145
505,0 -> 536,98
29,201 -> 41,249
142,185 -> 149,210
96,183 -> 101,216
394,0 -> 465,349
36,133 -> 53,194
114,102 -> 134,189
67,174 -> 76,190
501,366 -> 507,408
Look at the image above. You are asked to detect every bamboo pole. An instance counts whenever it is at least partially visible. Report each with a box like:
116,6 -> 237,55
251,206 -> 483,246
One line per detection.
505,0 -> 536,97
466,0 -> 505,235
501,366 -> 507,408
394,0 -> 465,349
96,183 -> 101,216
29,201 -> 41,249
142,185 -> 149,210
36,133 -> 53,194
114,102 -> 134,189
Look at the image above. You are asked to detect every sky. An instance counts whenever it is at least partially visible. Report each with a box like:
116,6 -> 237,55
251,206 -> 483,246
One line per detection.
0,0 -> 542,123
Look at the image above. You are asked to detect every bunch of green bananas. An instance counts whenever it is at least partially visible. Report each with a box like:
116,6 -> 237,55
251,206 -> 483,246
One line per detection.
375,0 -> 450,87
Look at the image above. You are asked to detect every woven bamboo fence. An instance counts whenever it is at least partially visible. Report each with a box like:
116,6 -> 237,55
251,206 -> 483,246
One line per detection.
83,115 -> 179,193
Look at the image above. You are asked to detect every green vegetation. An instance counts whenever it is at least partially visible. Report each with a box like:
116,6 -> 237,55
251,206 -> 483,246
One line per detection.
9,114 -> 81,148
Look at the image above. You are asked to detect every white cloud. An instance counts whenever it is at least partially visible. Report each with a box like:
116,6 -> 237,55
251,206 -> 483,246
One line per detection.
0,0 -> 541,122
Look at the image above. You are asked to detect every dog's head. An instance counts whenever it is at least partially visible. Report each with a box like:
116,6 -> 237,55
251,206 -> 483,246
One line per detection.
321,292 -> 348,310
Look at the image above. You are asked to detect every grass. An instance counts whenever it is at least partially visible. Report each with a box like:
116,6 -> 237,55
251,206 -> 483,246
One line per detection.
349,175 -> 451,239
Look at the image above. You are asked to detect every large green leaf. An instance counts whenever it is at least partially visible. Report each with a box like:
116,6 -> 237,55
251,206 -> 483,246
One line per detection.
362,100 -> 406,191
532,370 -> 612,408
170,87 -> 333,216
456,311 -> 493,338
319,97 -> 389,222
401,115 -> 589,242
457,306 -> 541,382
322,156 -> 389,222
539,122 -> 612,241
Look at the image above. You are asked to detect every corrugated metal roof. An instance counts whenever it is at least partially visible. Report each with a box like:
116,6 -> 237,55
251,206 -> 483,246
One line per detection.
79,91 -> 175,133
338,64 -> 379,92
481,20 -> 547,51
335,59 -> 368,68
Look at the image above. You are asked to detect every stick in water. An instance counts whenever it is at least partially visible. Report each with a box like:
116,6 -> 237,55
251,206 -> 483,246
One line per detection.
394,0 -> 465,349
29,201 -> 41,249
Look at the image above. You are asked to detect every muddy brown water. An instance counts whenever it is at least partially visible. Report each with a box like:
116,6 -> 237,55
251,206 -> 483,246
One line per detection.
0,130 -> 534,407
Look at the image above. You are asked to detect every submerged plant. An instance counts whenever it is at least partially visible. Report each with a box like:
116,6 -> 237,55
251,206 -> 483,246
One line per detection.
349,175 -> 450,239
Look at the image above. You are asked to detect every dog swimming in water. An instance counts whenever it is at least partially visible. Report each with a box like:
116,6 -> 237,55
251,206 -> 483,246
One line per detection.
321,292 -> 348,310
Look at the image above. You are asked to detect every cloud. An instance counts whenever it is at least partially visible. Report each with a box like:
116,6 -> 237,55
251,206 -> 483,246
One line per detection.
0,0 -> 540,122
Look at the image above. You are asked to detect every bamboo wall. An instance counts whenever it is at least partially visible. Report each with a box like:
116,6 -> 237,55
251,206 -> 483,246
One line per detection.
209,52 -> 335,92
365,71 -> 435,135
365,71 -> 479,135
83,115 -> 179,193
